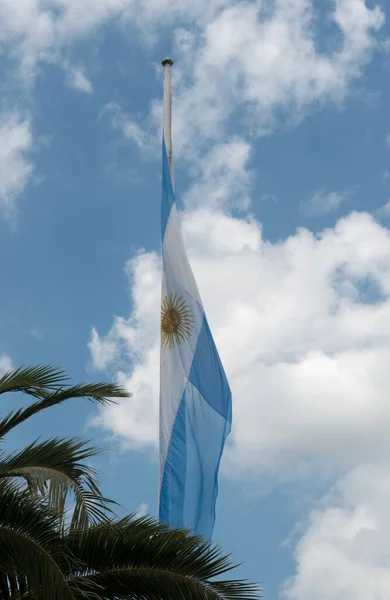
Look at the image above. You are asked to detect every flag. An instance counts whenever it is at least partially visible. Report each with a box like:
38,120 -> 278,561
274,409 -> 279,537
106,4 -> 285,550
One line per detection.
159,139 -> 232,540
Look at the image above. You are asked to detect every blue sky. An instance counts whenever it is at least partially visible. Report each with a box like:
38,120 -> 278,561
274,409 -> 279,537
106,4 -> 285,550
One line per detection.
1,1 -> 390,598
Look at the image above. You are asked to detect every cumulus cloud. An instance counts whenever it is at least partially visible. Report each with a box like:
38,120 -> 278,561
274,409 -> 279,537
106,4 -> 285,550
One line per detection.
84,0 -> 388,495
0,0 -> 126,76
282,464 -> 390,600
88,327 -> 119,371
0,112 -> 34,219
183,138 -> 252,210
89,251 -> 161,448
157,0 -> 384,155
92,0 -> 386,160
82,6 -> 390,590
0,0 -> 218,81
89,130 -> 390,484
0,0 -> 384,214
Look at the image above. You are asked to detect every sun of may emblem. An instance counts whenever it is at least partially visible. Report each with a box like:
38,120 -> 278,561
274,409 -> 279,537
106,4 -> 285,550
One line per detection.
161,293 -> 194,349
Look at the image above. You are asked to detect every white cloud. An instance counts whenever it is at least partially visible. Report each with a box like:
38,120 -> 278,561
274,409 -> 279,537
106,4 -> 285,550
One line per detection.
282,464 -> 390,600
135,502 -> 149,518
0,0 -> 384,212
99,102 -> 153,152
160,0 -> 384,155
84,0 -> 390,497
183,138 -> 252,210
0,112 -> 34,219
0,355 -> 13,375
88,327 -> 119,371
93,0 -> 386,160
64,63 -> 93,93
89,251 -> 161,448
300,190 -> 347,216
0,0 -> 126,77
89,131 -> 390,485
0,0 -> 215,81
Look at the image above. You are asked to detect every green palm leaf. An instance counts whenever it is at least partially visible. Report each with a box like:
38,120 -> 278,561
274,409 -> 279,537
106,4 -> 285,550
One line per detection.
0,485 -> 75,600
72,568 -> 235,600
0,365 -> 69,397
63,516 -> 260,600
0,438 -> 115,530
0,376 -> 130,438
71,515 -> 234,581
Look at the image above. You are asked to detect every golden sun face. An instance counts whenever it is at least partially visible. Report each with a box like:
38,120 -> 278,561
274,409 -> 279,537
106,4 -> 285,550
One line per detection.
161,294 -> 193,349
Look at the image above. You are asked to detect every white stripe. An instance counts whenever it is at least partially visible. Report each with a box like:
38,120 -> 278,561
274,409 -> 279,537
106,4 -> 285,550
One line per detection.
159,203 -> 204,487
162,204 -> 201,305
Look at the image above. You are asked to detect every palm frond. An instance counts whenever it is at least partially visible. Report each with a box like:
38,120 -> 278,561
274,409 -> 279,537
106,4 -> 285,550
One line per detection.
71,566 -> 259,600
205,579 -> 262,600
0,438 -> 115,529
65,515 -> 233,580
0,528 -> 75,600
0,365 -> 69,397
0,380 -> 130,438
64,515 -> 260,600
0,483 -> 60,546
71,568 -> 221,600
0,484 -> 76,600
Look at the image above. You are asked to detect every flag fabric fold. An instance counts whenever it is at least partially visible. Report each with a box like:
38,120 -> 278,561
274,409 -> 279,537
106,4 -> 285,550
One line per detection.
159,140 -> 232,540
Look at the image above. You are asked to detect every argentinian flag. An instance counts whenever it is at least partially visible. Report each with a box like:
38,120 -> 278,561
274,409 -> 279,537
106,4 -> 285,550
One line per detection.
159,141 -> 232,540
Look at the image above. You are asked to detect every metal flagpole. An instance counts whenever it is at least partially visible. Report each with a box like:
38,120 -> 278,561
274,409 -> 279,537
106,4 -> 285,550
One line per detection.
161,58 -> 174,186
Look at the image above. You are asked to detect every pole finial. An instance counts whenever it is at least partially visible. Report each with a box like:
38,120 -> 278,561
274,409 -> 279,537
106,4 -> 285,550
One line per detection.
161,58 -> 174,67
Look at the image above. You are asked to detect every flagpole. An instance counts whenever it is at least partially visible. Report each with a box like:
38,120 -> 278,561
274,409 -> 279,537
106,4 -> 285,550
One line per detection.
159,57 -> 174,516
161,58 -> 174,183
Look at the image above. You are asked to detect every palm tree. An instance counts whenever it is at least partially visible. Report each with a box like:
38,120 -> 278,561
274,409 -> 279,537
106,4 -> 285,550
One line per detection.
0,364 -> 128,599
0,365 -> 260,600
1,493 -> 259,600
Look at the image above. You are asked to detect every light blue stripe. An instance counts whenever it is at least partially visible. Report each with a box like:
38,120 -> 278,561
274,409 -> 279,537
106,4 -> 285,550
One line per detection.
161,139 -> 174,238
159,316 -> 232,539
188,316 -> 232,422
159,397 -> 186,528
